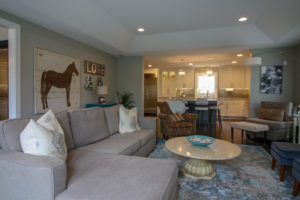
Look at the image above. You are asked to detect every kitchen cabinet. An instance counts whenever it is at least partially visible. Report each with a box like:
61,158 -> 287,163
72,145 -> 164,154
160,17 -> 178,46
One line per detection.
220,98 -> 249,117
159,68 -> 194,98
218,66 -> 251,89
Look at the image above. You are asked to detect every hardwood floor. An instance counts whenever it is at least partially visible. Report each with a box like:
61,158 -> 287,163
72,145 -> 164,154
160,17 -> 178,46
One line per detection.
144,114 -> 273,153
197,119 -> 272,153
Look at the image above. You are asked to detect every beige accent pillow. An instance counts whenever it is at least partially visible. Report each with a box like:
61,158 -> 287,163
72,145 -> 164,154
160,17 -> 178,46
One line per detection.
258,107 -> 284,121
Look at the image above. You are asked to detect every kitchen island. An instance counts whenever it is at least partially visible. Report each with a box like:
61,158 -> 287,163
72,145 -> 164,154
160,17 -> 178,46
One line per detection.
157,98 -> 218,126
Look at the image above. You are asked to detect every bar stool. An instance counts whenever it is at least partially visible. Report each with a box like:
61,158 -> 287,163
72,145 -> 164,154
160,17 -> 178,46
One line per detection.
209,98 -> 223,128
195,98 -> 209,128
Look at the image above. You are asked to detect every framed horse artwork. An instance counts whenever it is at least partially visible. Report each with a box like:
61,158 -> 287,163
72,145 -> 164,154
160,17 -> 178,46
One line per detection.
34,48 -> 80,113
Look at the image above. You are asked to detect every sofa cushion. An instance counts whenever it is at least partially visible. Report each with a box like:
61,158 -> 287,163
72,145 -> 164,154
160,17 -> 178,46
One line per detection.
103,104 -> 120,135
68,107 -> 109,148
55,111 -> 74,151
245,118 -> 287,130
113,129 -> 155,146
78,135 -> 141,155
258,107 -> 284,121
58,152 -> 178,200
0,111 -> 73,151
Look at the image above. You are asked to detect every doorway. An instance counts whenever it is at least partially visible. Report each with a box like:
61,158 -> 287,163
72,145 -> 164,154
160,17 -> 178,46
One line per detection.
0,27 -> 8,120
144,73 -> 157,116
0,18 -> 21,119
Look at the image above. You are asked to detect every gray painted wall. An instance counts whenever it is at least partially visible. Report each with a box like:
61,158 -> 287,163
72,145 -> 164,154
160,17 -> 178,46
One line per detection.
116,56 -> 144,115
294,44 -> 300,105
249,47 -> 296,117
0,10 -> 117,118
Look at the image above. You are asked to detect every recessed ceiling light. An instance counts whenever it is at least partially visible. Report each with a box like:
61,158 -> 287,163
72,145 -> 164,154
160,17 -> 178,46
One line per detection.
232,61 -> 237,64
148,64 -> 152,67
188,63 -> 193,66
238,17 -> 248,22
237,54 -> 243,57
137,27 -> 145,32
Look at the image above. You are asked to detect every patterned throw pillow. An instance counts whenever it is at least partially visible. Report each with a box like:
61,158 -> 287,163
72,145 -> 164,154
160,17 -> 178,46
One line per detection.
20,110 -> 67,161
170,112 -> 185,122
119,105 -> 141,134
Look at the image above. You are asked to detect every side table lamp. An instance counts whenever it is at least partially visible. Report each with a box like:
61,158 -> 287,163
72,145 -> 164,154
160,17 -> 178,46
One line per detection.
97,85 -> 108,104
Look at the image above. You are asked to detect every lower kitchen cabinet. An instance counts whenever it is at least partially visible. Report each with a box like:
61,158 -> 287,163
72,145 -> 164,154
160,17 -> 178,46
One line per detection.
219,98 -> 249,118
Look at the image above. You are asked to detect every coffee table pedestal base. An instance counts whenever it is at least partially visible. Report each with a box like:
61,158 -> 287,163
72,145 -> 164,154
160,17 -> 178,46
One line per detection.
182,159 -> 216,180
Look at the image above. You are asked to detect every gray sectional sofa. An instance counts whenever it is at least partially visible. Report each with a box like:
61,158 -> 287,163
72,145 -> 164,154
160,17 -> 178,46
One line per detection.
0,105 -> 178,200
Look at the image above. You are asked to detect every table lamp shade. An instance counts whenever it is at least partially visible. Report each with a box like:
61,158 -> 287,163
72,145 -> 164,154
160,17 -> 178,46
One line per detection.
97,86 -> 108,95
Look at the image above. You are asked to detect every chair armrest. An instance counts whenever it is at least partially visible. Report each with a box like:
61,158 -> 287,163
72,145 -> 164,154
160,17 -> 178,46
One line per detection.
138,116 -> 157,131
0,150 -> 67,200
182,113 -> 198,121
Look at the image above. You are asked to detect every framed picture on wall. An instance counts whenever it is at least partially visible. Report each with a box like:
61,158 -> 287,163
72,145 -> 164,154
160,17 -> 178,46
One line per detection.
260,65 -> 283,94
34,48 -> 81,113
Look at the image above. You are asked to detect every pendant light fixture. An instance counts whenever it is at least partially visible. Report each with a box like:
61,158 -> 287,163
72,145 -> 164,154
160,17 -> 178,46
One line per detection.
206,57 -> 213,76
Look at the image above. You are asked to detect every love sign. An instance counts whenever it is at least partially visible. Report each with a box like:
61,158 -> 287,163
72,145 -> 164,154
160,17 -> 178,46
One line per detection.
84,60 -> 105,76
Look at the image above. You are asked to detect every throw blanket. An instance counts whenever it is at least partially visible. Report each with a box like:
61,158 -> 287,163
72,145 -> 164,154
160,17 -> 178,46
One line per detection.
167,100 -> 186,114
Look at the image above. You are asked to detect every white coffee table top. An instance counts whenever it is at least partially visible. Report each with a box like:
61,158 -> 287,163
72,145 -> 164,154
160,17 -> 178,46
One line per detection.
165,137 -> 242,160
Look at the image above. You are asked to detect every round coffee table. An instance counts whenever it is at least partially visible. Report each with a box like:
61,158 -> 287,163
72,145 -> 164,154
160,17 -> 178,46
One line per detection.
165,137 -> 242,180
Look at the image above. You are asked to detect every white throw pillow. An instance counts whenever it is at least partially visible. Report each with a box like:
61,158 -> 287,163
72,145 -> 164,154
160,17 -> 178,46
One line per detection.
20,110 -> 67,161
119,105 -> 141,134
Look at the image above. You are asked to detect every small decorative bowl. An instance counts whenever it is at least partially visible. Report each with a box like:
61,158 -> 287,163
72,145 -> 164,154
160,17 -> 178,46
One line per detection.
187,135 -> 215,146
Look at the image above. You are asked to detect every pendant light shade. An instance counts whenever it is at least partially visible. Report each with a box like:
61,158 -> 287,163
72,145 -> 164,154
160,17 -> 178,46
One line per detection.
244,57 -> 262,66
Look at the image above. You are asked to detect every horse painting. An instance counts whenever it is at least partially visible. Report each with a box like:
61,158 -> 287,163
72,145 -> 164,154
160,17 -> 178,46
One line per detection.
41,62 -> 79,110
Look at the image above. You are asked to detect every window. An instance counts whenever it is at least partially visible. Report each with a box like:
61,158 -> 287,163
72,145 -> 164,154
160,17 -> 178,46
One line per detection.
197,74 -> 215,95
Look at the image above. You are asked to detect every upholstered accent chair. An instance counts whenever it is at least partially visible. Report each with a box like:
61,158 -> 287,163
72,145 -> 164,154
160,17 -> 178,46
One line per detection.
246,101 -> 293,141
157,102 -> 197,138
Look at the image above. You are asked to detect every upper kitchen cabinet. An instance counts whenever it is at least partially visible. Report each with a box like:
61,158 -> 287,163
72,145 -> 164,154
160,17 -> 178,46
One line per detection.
159,68 -> 194,98
218,65 -> 251,89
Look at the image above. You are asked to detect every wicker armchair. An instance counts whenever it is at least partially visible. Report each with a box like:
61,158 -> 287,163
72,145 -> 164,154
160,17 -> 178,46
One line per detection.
157,102 -> 197,138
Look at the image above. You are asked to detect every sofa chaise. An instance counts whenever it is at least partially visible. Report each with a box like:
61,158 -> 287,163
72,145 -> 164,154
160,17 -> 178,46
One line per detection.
0,105 -> 178,200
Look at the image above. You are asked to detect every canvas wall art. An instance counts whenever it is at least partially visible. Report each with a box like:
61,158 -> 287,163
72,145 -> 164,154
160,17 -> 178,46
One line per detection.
35,48 -> 80,113
260,65 -> 283,94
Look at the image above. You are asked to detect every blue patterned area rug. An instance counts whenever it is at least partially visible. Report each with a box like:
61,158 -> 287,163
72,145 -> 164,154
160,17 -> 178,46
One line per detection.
148,139 -> 300,200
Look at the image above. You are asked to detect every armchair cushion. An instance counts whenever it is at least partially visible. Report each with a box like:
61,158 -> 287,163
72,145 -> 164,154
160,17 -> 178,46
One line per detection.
0,150 -> 67,200
169,121 -> 193,128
